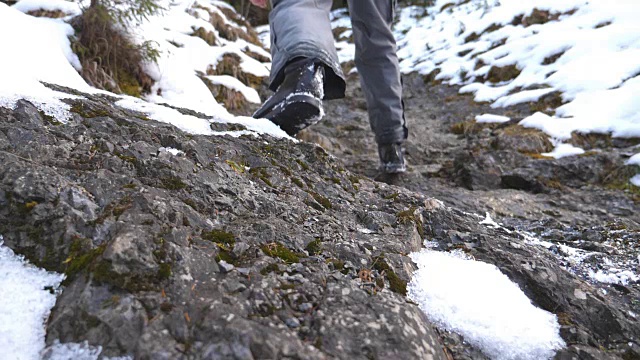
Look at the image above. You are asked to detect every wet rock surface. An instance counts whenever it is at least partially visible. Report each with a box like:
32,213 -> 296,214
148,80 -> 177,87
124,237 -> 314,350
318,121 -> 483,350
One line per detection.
0,76 -> 638,359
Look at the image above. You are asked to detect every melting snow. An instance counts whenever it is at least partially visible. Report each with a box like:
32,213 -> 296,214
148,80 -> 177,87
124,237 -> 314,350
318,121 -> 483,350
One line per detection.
41,340 -> 133,360
542,142 -> 585,159
0,237 -> 65,360
409,248 -> 565,360
589,269 -> 639,286
479,212 -> 502,229
158,147 -> 184,156
475,114 -> 510,123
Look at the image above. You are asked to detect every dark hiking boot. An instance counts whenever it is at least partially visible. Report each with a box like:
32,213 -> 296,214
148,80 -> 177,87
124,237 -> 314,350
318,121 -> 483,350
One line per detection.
253,58 -> 325,136
378,143 -> 407,174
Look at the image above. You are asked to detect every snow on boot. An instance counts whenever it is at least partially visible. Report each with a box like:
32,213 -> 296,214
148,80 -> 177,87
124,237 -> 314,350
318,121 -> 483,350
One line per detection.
378,142 -> 407,174
253,57 -> 325,136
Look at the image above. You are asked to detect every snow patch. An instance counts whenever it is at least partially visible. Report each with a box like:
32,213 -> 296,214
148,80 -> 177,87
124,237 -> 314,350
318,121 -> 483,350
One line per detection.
12,0 -> 81,16
542,143 -> 585,159
159,147 -> 184,156
42,340 -> 133,360
0,237 -> 65,360
135,0 -> 270,115
0,3 -> 91,121
475,114 -> 510,124
589,269 -> 639,286
625,153 -> 640,166
479,212 -> 502,229
115,96 -> 290,139
409,249 -> 565,360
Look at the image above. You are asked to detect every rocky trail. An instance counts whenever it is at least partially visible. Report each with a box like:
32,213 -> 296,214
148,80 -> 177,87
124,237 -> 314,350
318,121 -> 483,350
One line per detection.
0,1 -> 639,357
297,70 -> 640,359
0,70 -> 636,358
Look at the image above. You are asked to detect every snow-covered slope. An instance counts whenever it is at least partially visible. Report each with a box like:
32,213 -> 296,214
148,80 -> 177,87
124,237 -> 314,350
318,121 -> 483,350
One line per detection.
0,0 -> 284,138
332,0 -> 640,180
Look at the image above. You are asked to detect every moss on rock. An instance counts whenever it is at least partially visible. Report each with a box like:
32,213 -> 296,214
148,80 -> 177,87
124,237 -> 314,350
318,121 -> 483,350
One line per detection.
261,242 -> 303,264
372,254 -> 407,296
202,229 -> 236,246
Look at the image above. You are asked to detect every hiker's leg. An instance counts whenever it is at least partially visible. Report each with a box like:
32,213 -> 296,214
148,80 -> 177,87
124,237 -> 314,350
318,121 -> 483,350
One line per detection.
347,0 -> 407,144
269,0 -> 346,99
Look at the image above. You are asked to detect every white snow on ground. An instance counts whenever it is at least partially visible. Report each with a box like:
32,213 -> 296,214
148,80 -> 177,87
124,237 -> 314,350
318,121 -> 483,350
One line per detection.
589,269 -> 639,286
626,153 -> 640,166
330,9 -> 356,65
0,3 -> 90,121
114,95 -> 288,138
542,142 -> 585,159
475,114 -> 510,124
12,0 -> 81,16
135,0 -> 270,116
255,24 -> 271,49
159,147 -> 185,156
0,237 -> 65,360
4,0 -> 284,139
41,340 -> 133,360
409,248 -> 565,360
331,0 -> 640,184
479,212 -> 503,229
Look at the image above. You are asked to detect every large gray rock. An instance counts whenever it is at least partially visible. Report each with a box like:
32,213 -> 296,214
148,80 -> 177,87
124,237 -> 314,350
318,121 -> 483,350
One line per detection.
0,97 -> 446,359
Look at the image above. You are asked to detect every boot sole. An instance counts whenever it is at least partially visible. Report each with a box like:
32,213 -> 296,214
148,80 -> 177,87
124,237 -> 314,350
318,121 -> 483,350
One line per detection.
257,94 -> 323,136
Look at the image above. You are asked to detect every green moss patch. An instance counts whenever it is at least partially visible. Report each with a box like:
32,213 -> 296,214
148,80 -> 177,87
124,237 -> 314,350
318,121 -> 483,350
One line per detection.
63,243 -> 106,284
202,229 -> 236,246
295,159 -> 310,171
39,110 -> 62,126
160,176 -> 187,190
116,153 -> 138,164
249,167 -> 273,187
372,254 -> 407,296
225,159 -> 246,173
70,103 -> 110,119
158,263 -> 172,280
260,263 -> 282,276
310,192 -> 332,210
326,258 -> 348,274
450,120 -> 495,136
261,242 -> 303,264
305,238 -> 323,256
396,207 -> 425,238
112,195 -> 132,218
291,177 -> 304,188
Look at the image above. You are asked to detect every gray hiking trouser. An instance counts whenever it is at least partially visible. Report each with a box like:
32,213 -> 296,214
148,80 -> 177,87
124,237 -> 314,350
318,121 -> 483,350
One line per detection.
268,0 -> 407,145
